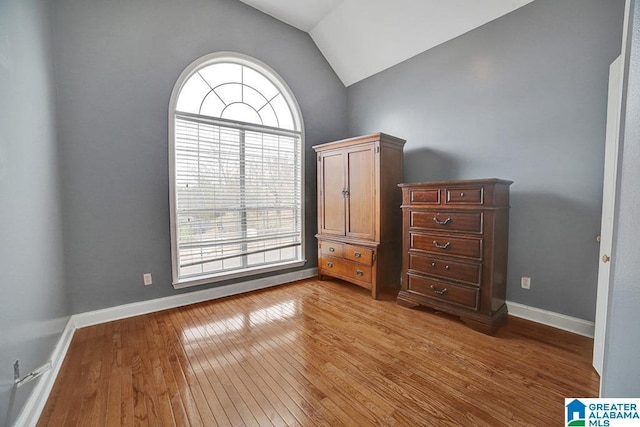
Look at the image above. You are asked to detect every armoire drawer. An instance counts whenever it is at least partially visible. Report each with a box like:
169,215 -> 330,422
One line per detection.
408,253 -> 481,286
410,210 -> 483,234
320,256 -> 372,284
344,244 -> 373,265
319,241 -> 344,257
407,274 -> 479,311
410,232 -> 482,260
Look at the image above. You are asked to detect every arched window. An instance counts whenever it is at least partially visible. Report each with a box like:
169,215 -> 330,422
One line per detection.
169,52 -> 305,288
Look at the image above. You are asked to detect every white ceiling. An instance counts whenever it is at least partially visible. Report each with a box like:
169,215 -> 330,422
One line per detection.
240,0 -> 534,86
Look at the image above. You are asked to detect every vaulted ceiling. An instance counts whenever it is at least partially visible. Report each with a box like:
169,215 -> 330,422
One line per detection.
239,0 -> 535,86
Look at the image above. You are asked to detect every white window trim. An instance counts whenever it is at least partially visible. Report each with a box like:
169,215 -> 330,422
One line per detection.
168,52 -> 306,289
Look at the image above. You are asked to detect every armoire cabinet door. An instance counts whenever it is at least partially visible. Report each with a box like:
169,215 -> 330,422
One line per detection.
319,150 -> 346,236
345,145 -> 376,240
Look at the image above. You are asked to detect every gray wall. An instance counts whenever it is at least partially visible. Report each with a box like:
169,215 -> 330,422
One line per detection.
347,0 -> 624,321
602,0 -> 640,397
0,0 -> 69,424
52,0 -> 347,313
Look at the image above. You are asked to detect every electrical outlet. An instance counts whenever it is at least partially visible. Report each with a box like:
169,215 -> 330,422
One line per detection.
521,276 -> 531,289
143,273 -> 152,286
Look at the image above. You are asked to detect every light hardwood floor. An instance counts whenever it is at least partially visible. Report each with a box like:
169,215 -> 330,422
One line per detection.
38,278 -> 599,426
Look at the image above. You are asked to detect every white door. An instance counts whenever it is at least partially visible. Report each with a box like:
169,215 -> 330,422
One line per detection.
593,55 -> 623,376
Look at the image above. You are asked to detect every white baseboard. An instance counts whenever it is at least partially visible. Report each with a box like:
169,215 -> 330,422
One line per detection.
13,317 -> 76,427
72,267 -> 317,328
507,300 -> 595,338
13,267 -> 317,426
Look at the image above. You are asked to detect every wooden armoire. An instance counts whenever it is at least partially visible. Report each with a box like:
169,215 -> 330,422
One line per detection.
313,133 -> 405,299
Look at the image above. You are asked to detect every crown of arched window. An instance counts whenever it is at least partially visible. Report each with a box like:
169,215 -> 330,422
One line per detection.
176,62 -> 295,130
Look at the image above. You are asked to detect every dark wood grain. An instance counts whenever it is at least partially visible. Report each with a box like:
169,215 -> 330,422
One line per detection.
38,278 -> 598,426
399,179 -> 513,333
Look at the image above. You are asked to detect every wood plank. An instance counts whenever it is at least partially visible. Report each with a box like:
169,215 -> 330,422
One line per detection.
104,321 -> 123,427
135,314 -> 174,426
37,328 -> 90,426
122,317 -> 151,425
87,321 -> 113,427
242,288 -> 398,425
210,294 -> 354,426
177,304 -> 264,427
37,278 -> 599,426
154,314 -> 207,426
118,319 -> 134,426
43,325 -> 99,426
164,307 -> 226,426
145,313 -> 190,426
186,301 -> 288,426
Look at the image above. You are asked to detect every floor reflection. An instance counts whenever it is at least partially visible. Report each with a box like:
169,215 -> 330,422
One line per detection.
250,300 -> 296,327
181,299 -> 298,343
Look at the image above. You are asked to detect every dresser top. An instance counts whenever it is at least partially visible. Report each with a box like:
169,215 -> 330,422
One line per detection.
398,178 -> 513,188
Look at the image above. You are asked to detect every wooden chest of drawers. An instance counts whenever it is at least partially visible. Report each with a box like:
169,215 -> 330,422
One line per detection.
397,179 -> 512,334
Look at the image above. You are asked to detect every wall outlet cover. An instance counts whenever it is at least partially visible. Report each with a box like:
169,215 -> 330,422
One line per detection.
143,273 -> 152,286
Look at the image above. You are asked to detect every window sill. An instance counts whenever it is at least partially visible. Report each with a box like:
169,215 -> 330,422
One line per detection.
172,259 -> 307,290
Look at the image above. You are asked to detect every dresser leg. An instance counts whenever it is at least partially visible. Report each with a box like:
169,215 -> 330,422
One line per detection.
461,318 -> 499,335
395,291 -> 421,308
461,305 -> 508,335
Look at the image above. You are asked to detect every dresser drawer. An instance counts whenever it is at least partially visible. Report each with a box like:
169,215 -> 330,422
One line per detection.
407,274 -> 479,310
407,188 -> 440,204
445,186 -> 483,205
410,232 -> 482,260
319,241 -> 344,257
409,253 -> 481,286
344,244 -> 373,265
410,211 -> 483,234
320,255 -> 372,284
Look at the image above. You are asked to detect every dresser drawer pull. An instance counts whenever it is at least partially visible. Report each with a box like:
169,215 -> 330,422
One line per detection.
327,262 -> 333,268
430,285 -> 448,295
329,247 -> 335,252
432,216 -> 451,225
432,240 -> 451,249
460,192 -> 465,197
356,270 -> 364,276
353,251 -> 362,258
430,262 -> 451,270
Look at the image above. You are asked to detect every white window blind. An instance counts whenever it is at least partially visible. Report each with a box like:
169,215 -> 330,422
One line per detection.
169,54 -> 304,286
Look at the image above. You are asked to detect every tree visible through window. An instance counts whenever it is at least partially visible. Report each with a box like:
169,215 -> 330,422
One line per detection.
169,53 -> 304,287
